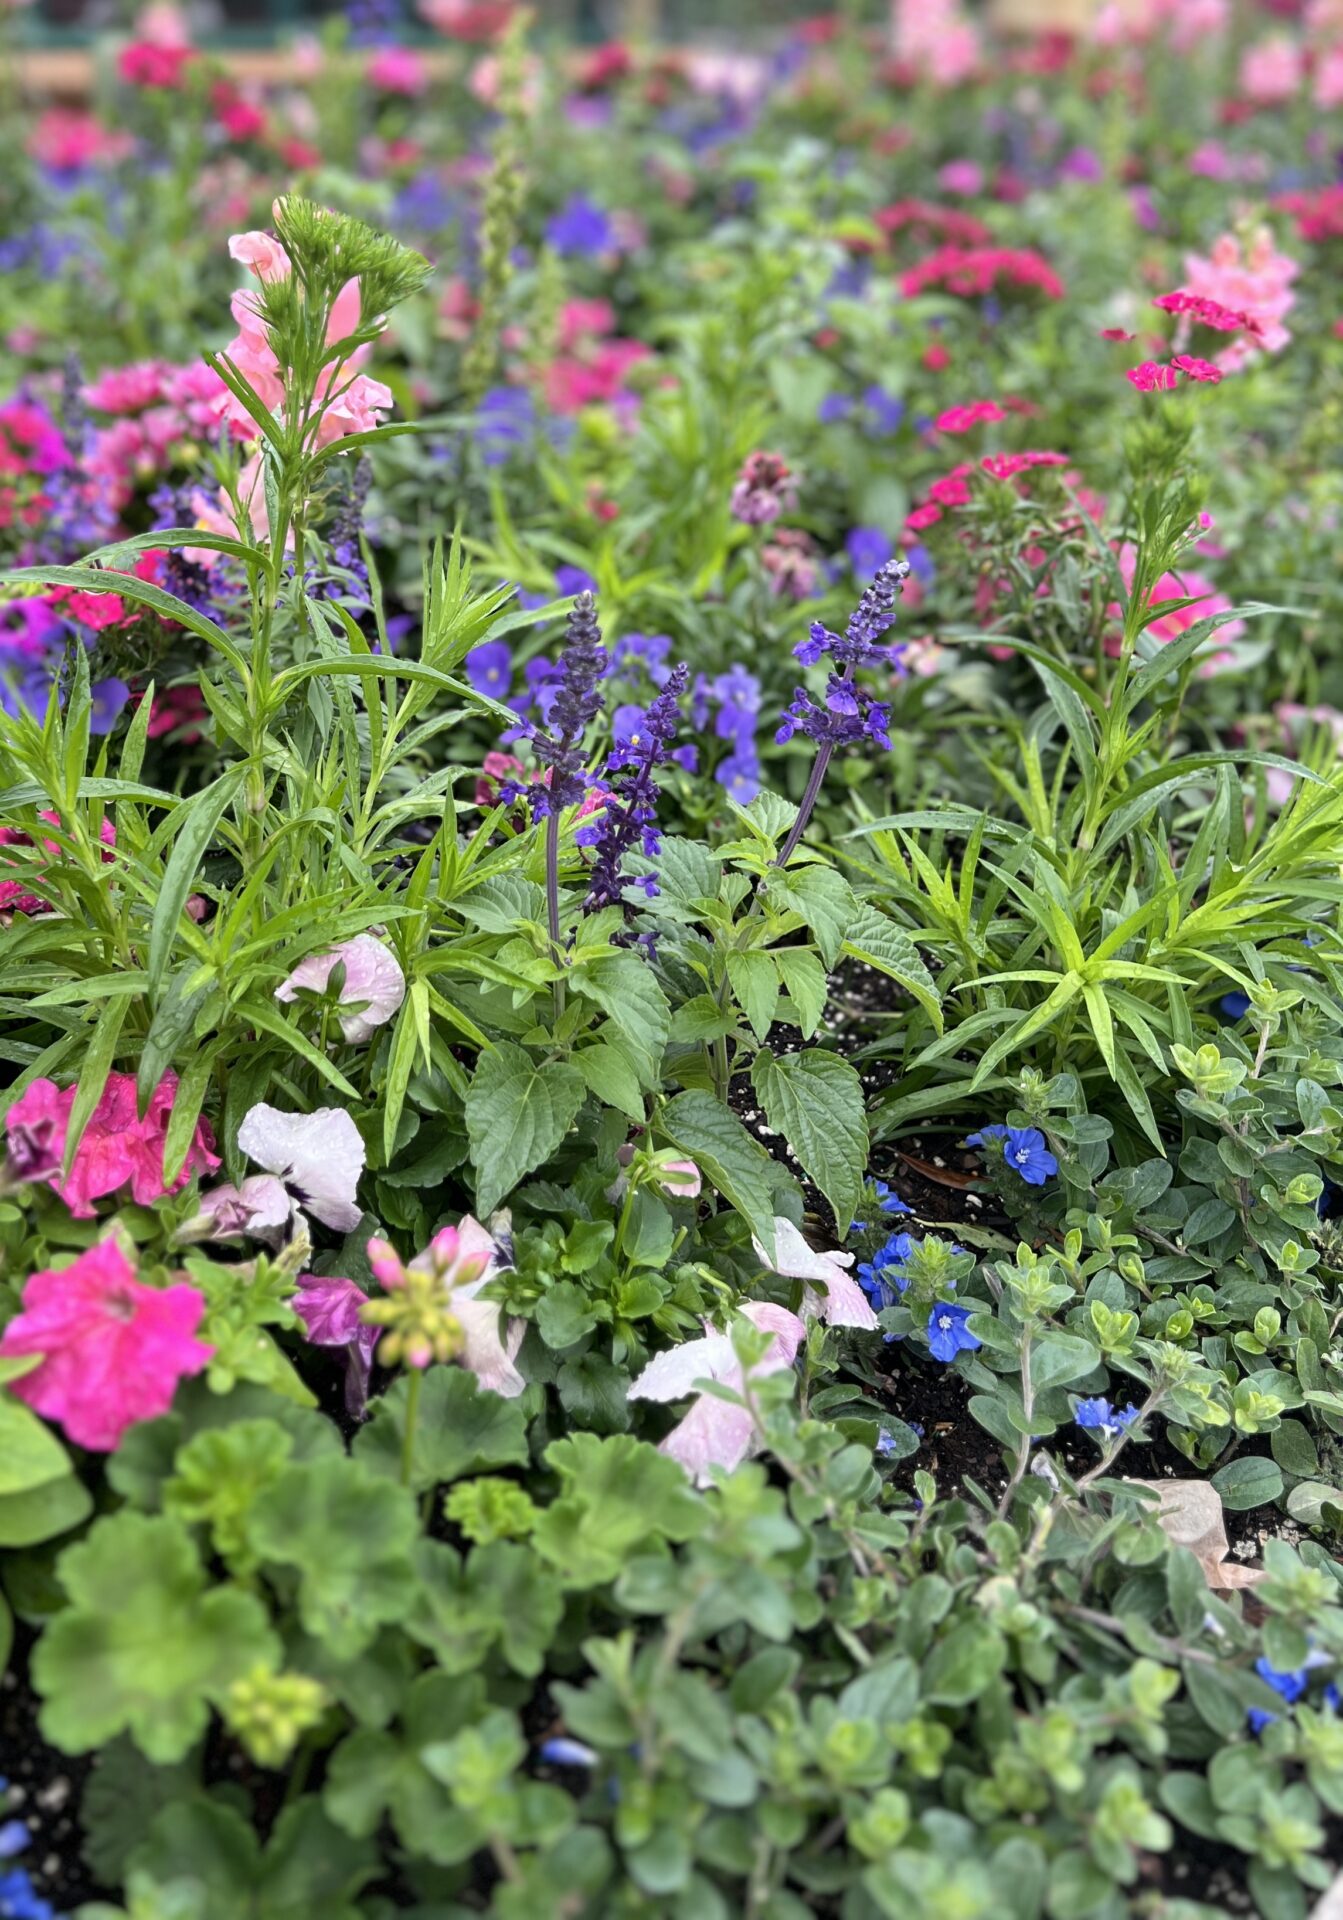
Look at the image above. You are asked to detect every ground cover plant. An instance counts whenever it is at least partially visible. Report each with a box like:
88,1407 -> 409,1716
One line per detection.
4,0 -> 1343,1914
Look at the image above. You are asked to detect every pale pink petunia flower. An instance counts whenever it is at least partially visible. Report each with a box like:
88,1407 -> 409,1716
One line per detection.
0,1240 -> 212,1451
628,1301 -> 807,1485
4,1073 -> 219,1219
236,1103 -> 365,1233
192,1174 -> 294,1246
274,934 -> 406,1044
751,1217 -> 879,1331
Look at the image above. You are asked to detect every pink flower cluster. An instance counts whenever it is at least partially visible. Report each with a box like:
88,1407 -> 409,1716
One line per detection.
889,0 -> 981,87
1126,355 -> 1223,391
874,199 -> 991,247
935,400 -> 1006,433
26,107 -> 134,172
5,1072 -> 220,1216
542,301 -> 651,415
1182,229 -> 1298,371
899,245 -> 1065,301
980,449 -> 1070,480
0,1239 -> 212,1451
83,360 -> 228,510
730,450 -> 797,526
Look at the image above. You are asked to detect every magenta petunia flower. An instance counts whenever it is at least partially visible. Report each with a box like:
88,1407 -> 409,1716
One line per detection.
291,1274 -> 381,1416
4,1073 -> 219,1218
274,934 -> 407,1044
0,1240 -> 212,1451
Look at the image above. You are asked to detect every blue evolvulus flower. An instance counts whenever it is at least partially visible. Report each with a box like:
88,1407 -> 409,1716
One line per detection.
1074,1398 -> 1141,1438
967,1124 -> 1058,1186
926,1301 -> 981,1362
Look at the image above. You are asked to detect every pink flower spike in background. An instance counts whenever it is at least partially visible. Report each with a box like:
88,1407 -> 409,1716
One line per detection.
4,1073 -> 218,1218
751,1218 -> 879,1330
0,1240 -> 212,1451
627,1301 -> 807,1485
274,934 -> 407,1044
236,1103 -> 366,1233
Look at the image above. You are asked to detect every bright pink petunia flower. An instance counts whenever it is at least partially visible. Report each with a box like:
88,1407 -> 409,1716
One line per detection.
0,1240 -> 212,1450
4,1072 -> 220,1218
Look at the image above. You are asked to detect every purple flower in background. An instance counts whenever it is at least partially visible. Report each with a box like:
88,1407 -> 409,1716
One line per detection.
90,678 -> 130,734
926,1301 -> 981,1362
612,632 -> 673,685
907,544 -> 936,585
1060,145 -> 1104,182
818,393 -> 854,424
545,196 -> 614,256
862,385 -> 905,436
580,662 -> 689,914
846,526 -> 895,581
538,1737 -> 598,1768
555,564 -> 598,599
716,754 -> 760,804
466,640 -> 512,701
474,387 -> 535,467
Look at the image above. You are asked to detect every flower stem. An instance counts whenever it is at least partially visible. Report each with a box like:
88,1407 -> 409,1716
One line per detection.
774,742 -> 834,870
400,1367 -> 423,1488
545,809 -> 566,1021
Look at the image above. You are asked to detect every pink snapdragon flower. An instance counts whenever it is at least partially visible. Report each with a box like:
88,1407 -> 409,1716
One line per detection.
890,0 -> 981,85
367,46 -> 429,94
1316,42 -> 1343,108
0,1240 -> 212,1451
627,1301 -> 807,1486
751,1217 -> 879,1330
1239,35 -> 1304,104
1107,543 -> 1244,671
1182,229 -> 1298,371
4,1072 -> 219,1217
274,934 -> 406,1044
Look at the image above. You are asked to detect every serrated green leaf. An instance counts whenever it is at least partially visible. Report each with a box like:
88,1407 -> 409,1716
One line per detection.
465,1043 -> 586,1216
750,1049 -> 866,1234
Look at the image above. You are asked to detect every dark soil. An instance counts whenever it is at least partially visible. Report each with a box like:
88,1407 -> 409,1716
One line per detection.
0,1626 -> 97,1913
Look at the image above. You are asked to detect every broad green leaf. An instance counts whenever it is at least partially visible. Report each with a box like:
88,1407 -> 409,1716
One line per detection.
0,1394 -> 73,1496
34,1513 -> 278,1762
572,952 -> 671,1087
465,1043 -> 586,1217
764,864 -> 853,968
532,1433 -> 707,1587
658,1090 -> 786,1258
751,1049 -> 866,1235
841,906 -> 942,1032
354,1367 -> 530,1493
726,949 -> 780,1043
405,1540 -> 563,1679
246,1456 -> 418,1659
0,1473 -> 93,1548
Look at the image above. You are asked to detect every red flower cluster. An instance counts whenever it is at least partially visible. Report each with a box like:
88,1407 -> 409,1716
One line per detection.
1274,185 -> 1343,245
1126,356 -> 1222,391
980,450 -> 1069,480
1152,289 -> 1260,336
875,200 -> 992,247
899,245 -> 1065,301
935,400 -> 1006,433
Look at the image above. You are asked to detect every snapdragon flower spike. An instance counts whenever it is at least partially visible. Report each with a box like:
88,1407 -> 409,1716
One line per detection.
513,590 -> 607,819
580,662 -> 690,914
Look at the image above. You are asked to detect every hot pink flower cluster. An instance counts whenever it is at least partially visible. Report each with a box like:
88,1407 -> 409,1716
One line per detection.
4,1072 -> 220,1216
541,305 -> 651,416
980,449 -> 1070,480
0,1240 -> 212,1451
899,245 -> 1065,301
26,107 -> 135,172
935,400 -> 1006,433
1126,355 -> 1223,391
1181,229 -> 1298,371
1107,544 -> 1245,671
83,360 -> 228,509
874,199 -> 991,247
1274,184 -> 1343,245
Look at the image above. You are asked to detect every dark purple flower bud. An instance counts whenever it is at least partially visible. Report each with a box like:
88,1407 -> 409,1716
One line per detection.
523,591 -> 607,817
583,662 -> 689,915
793,555 -> 911,670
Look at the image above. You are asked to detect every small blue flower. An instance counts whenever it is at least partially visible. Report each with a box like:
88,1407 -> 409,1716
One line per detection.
875,1428 -> 899,1456
464,639 -> 511,700
857,1231 -> 915,1310
1255,1657 -> 1308,1704
846,526 -> 896,582
545,195 -> 614,256
1220,989 -> 1251,1021
967,1124 -> 1058,1187
862,384 -> 905,436
0,1826 -> 28,1861
849,1179 -> 910,1233
1074,1398 -> 1141,1438
538,1736 -> 599,1768
1325,1683 -> 1341,1713
1246,1706 -> 1278,1736
817,393 -> 853,424
926,1301 -> 981,1362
